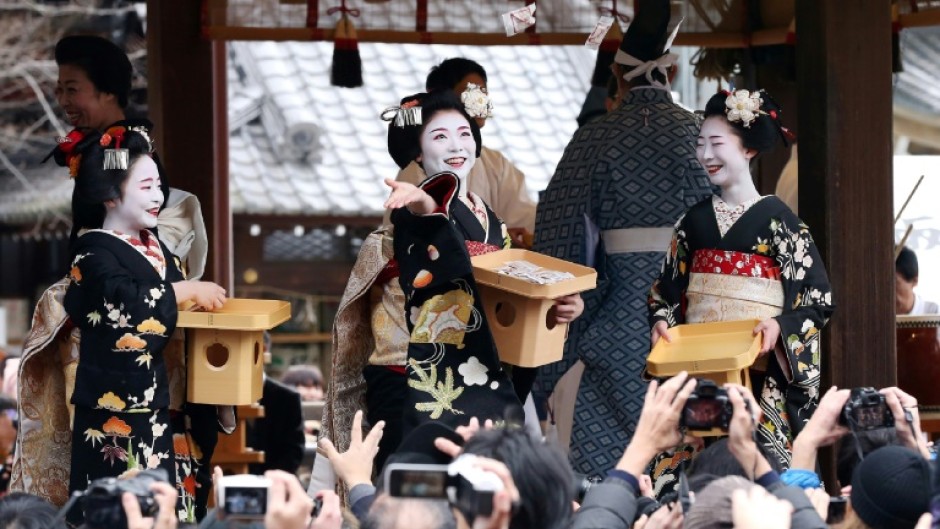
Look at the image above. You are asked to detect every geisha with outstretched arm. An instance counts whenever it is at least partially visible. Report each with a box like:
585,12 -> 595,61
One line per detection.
648,90 -> 834,467
313,92 -> 583,493
383,91 -> 583,437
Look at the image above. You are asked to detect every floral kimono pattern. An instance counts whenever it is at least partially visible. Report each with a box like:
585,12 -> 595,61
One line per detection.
391,172 -> 521,437
63,229 -> 184,519
649,196 -> 835,468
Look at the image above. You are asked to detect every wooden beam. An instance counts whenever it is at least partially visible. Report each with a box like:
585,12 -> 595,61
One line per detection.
201,26 -> 790,48
149,0 -> 232,291
796,0 -> 894,390
899,9 -> 940,28
894,105 -> 940,151
234,214 -> 382,230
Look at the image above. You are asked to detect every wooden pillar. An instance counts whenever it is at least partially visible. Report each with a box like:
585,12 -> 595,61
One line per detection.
147,0 -> 232,291
796,1 -> 894,389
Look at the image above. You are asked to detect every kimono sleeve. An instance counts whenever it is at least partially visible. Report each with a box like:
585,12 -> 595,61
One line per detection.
390,173 -> 472,301
65,242 -> 178,329
771,214 -> 835,385
648,214 -> 692,328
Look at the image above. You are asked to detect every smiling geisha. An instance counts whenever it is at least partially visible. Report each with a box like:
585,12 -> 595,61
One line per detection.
32,128 -> 228,524
314,92 -> 584,489
648,90 -> 835,476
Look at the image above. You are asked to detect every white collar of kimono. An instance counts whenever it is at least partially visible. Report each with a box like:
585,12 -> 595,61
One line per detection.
614,50 -> 678,90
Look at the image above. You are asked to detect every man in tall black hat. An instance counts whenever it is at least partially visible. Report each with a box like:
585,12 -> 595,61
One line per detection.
534,0 -> 712,482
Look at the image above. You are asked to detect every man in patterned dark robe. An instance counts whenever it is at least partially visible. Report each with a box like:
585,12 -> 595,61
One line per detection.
534,0 -> 713,479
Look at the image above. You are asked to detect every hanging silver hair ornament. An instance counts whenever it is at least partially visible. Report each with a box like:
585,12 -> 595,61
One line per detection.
102,127 -> 130,170
103,147 -> 129,170
380,100 -> 422,128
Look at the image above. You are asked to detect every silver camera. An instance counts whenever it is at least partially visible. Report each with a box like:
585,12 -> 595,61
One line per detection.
217,474 -> 271,520
384,454 -> 504,518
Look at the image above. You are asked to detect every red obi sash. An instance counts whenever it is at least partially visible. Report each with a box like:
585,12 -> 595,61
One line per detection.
691,249 -> 781,280
466,240 -> 501,257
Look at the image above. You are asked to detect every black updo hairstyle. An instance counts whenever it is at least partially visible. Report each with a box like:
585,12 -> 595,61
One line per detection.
52,119 -> 170,217
703,89 -> 792,154
69,129 -> 156,248
55,35 -> 133,109
386,90 -> 483,170
425,57 -> 488,93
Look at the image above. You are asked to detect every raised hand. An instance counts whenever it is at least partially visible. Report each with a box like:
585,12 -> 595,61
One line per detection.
731,487 -> 792,529
122,481 -> 179,529
384,178 -> 436,214
724,383 -> 771,479
317,410 -> 384,488
616,372 -> 696,476
435,416 -> 494,458
467,457 -> 519,529
790,386 -> 851,470
881,386 -> 931,458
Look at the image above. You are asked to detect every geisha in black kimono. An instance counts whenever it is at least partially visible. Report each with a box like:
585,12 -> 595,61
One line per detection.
313,92 -> 584,489
62,129 -> 227,522
648,90 -> 835,470
384,91 -> 584,437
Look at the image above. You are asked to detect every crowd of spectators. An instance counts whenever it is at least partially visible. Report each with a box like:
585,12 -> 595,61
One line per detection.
1,371 -> 937,529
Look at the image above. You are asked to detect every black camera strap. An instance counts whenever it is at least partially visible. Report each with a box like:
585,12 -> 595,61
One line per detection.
844,414 -> 868,463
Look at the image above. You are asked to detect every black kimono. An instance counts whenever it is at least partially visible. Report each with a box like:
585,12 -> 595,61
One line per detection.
649,196 -> 835,467
64,229 -> 207,521
391,172 -> 521,436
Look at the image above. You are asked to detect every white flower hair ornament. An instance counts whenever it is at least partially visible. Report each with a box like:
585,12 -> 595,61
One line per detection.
461,83 -> 493,119
724,89 -> 766,129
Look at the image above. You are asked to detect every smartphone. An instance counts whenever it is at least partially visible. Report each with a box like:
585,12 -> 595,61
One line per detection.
384,463 -> 450,499
827,496 -> 848,524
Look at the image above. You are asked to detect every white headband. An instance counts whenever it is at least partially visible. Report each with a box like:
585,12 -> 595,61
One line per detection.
614,50 -> 678,89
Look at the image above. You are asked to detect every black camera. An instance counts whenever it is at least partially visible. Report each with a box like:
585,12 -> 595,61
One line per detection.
827,496 -> 848,524
82,468 -> 166,529
681,379 -> 734,431
572,473 -> 602,504
839,387 -> 894,431
385,454 -> 504,520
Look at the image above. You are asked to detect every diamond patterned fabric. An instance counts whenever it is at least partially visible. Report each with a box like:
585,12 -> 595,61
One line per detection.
534,86 -> 712,477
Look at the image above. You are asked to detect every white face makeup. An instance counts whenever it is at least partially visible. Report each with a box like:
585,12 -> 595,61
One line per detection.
105,156 -> 164,234
696,116 -> 755,190
417,110 -> 477,182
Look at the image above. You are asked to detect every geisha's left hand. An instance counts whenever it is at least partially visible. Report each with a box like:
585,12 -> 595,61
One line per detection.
753,318 -> 781,354
553,294 -> 584,323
